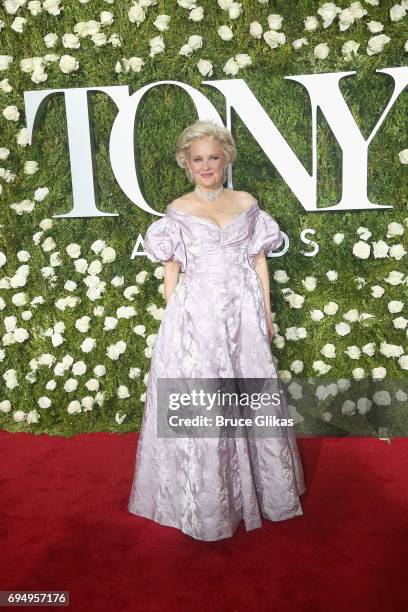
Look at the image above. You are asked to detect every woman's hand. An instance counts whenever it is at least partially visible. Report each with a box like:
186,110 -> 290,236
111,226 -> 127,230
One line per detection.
265,312 -> 276,342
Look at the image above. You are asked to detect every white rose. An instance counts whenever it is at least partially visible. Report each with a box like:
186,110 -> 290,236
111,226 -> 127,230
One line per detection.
94,364 -> 106,377
357,398 -> 372,415
367,20 -> 383,33
342,400 -> 355,416
304,16 -> 319,31
339,8 -> 355,32
373,391 -> 391,406
290,360 -> 304,373
398,355 -> 408,370
0,55 -> 13,70
342,40 -> 360,60
367,34 -> 390,56
44,32 -> 58,48
390,4 -> 406,21
38,396 -> 51,408
235,54 -> 252,68
115,411 -> 127,424
326,270 -> 338,281
153,15 -> 171,32
88,260 -> 102,275
223,57 -> 239,75
324,301 -> 338,315
387,221 -> 404,237
343,309 -> 359,322
218,0 -> 234,9
399,149 -> 408,164
59,55 -> 79,74
228,3 -> 242,19
348,3 -> 367,20
317,3 -> 340,28
92,33 -> 107,47
370,285 -> 384,298
129,368 -> 142,382
292,37 -> 308,50
353,240 -> 370,259
313,43 -> 330,59
100,246 -> 115,263
127,57 -> 144,72
379,341 -> 404,358
13,410 -> 26,422
285,293 -> 304,309
321,343 -> 336,358
384,271 -> 404,285
81,396 -> 94,411
393,317 -> 408,329
357,226 -> 372,240
66,243 -> 81,258
302,276 -> 316,291
117,384 -> 130,399
388,300 -> 404,313
344,345 -> 361,359
26,409 -> 40,423
267,14 -> 283,30
85,378 -> 99,392
0,399 -> 11,413
80,338 -> 95,353
263,30 -> 286,49
249,21 -> 263,38
333,232 -> 344,244
64,378 -> 78,392
335,322 -> 351,336
310,309 -> 324,321
67,400 -> 82,414
3,105 -> 19,121
188,35 -> 203,50
373,240 -> 389,258
100,10 -> 114,26
189,7 -> 204,22
133,325 -> 146,337
218,25 -> 234,40
128,4 -> 145,24
390,244 -> 406,260
352,367 -> 365,380
74,259 -> 88,273
372,366 -> 386,380
11,16 -> 27,33
62,33 -> 80,49
313,360 -> 332,374
43,0 -> 61,16
362,342 -> 376,356
197,59 -> 213,76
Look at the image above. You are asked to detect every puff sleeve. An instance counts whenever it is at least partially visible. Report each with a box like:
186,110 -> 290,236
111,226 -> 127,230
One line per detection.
143,216 -> 187,272
248,209 -> 284,264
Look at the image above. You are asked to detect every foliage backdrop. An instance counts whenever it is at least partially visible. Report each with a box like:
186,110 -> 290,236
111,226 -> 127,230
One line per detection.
0,0 -> 407,437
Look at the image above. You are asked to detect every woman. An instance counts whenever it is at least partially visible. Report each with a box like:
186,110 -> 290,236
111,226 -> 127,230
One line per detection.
128,119 -> 306,541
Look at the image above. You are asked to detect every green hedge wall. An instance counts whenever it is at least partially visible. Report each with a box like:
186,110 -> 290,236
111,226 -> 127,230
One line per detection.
0,0 -> 407,437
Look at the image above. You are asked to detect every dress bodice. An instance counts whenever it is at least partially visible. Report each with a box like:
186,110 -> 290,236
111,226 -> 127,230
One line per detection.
143,200 -> 284,277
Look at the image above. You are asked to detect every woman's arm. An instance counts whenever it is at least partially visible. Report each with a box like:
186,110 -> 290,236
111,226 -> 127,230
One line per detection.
163,261 -> 181,304
253,252 -> 275,341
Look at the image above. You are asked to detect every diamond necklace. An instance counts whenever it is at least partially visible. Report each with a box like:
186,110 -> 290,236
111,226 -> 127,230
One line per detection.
194,184 -> 224,202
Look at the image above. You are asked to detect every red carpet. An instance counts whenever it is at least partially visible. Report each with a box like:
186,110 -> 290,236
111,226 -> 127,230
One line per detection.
1,431 -> 407,612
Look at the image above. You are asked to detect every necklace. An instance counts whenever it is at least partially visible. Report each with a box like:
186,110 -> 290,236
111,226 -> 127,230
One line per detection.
195,184 -> 224,202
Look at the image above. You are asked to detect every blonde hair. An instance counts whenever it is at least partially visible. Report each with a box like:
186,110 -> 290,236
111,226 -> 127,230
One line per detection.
175,119 -> 237,184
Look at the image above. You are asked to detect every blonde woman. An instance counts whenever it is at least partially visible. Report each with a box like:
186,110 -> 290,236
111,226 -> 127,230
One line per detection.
128,119 -> 305,541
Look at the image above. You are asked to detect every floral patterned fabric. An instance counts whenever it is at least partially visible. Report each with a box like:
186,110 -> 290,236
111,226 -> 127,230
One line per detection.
128,201 -> 305,541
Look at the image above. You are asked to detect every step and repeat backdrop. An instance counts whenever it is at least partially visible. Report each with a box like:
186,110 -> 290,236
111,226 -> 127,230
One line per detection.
0,0 -> 407,437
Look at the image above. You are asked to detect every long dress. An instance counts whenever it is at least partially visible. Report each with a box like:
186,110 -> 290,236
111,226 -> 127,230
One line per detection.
128,199 -> 306,541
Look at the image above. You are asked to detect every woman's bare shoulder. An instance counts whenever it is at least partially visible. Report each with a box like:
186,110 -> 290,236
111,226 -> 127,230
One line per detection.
167,194 -> 196,213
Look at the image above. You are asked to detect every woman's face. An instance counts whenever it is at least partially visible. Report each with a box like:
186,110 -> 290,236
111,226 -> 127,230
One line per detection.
187,137 -> 226,189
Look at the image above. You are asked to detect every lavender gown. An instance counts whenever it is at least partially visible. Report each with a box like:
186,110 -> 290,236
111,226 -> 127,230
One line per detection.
128,200 -> 306,541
